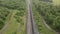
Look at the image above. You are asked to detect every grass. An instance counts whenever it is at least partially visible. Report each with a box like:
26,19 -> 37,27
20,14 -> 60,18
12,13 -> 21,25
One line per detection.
32,6 -> 55,34
17,16 -> 26,34
2,9 -> 26,34
0,6 -> 11,29
2,10 -> 19,34
14,9 -> 26,34
0,0 -> 26,34
33,0 -> 60,5
53,0 -> 60,5
3,17 -> 20,34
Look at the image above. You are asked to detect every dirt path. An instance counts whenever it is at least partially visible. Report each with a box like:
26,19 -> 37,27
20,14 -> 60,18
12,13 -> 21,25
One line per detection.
26,0 -> 39,34
39,15 -> 59,34
0,10 -> 16,34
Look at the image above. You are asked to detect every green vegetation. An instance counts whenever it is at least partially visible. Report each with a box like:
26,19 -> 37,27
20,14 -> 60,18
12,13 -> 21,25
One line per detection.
32,0 -> 60,33
14,10 -> 26,34
0,7 -> 10,29
36,3 -> 60,32
32,5 -> 55,34
53,0 -> 60,5
3,10 -> 26,34
0,0 -> 26,34
39,0 -> 52,2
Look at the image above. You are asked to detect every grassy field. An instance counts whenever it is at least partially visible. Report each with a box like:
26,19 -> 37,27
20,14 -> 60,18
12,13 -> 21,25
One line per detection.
53,0 -> 60,5
0,0 -> 27,34
3,17 -> 19,34
32,0 -> 60,34
2,10 -> 26,34
17,16 -> 26,34
31,0 -> 56,34
32,6 -> 55,34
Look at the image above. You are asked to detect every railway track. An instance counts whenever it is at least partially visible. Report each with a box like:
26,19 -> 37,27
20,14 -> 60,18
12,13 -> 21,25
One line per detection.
26,0 -> 39,34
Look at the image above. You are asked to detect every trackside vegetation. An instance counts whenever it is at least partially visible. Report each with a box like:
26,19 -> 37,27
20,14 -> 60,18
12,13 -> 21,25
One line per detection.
0,0 -> 26,34
32,0 -> 60,34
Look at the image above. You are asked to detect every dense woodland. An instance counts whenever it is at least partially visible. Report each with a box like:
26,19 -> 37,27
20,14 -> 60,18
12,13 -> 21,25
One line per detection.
34,2 -> 60,32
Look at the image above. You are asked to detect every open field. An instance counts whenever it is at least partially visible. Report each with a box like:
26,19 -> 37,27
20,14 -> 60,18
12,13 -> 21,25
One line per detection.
53,0 -> 60,5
